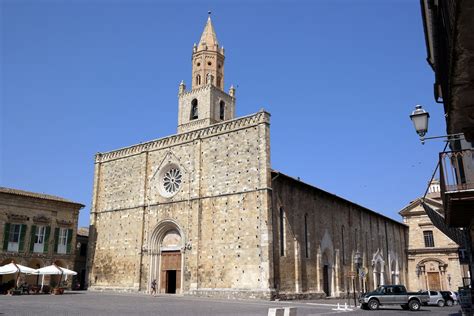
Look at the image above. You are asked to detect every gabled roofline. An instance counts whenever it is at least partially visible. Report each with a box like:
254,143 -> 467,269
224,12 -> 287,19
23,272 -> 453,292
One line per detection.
271,170 -> 407,227
398,196 -> 443,216
0,187 -> 84,208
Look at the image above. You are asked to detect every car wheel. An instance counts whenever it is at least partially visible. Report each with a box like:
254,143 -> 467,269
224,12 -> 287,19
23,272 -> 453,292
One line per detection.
368,299 -> 379,310
401,304 -> 409,310
409,299 -> 421,311
445,299 -> 453,307
437,300 -> 445,307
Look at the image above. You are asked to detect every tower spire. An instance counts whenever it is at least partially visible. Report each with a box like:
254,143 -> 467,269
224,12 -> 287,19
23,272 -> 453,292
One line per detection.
191,14 -> 225,90
177,14 -> 236,133
198,14 -> 219,51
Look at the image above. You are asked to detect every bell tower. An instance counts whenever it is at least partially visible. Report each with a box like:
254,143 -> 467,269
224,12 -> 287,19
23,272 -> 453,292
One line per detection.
192,15 -> 225,90
177,14 -> 236,134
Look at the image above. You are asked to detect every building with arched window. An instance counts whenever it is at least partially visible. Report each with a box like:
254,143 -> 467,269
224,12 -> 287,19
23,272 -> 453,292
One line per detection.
87,16 -> 408,299
399,180 -> 469,292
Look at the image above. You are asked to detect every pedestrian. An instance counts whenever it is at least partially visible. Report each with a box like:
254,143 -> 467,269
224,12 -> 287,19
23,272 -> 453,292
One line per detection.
151,279 -> 157,296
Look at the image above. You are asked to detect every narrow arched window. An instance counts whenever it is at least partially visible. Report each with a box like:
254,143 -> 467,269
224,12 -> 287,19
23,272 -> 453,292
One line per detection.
196,75 -> 201,85
219,101 -> 225,120
280,207 -> 285,256
304,214 -> 309,258
216,76 -> 221,88
190,99 -> 198,120
341,225 -> 345,264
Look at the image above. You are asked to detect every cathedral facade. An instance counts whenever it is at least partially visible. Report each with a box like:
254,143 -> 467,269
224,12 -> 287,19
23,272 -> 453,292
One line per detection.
87,17 -> 408,299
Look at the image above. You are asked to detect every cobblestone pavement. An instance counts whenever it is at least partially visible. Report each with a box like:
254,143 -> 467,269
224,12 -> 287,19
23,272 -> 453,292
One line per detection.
0,291 -> 463,316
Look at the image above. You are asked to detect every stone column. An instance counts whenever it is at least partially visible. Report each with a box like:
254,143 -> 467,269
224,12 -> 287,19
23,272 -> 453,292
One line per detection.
380,264 -> 385,285
316,250 -> 321,293
373,269 -> 377,289
335,249 -> 340,296
294,239 -> 302,293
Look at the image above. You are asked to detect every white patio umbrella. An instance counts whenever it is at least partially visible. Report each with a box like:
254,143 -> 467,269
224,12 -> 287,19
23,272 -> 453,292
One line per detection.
0,262 -> 35,288
31,264 -> 77,291
0,262 -> 35,274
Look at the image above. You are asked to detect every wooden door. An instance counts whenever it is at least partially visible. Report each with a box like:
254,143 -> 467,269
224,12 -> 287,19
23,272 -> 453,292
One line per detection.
427,272 -> 441,291
160,251 -> 181,293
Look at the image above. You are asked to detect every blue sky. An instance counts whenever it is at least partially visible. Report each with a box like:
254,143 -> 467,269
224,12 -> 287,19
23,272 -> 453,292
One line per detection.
1,0 -> 447,227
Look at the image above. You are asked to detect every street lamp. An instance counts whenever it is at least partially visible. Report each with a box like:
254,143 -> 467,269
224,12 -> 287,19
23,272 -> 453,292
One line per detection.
353,251 -> 363,306
410,105 -> 429,140
416,265 -> 421,278
409,105 -> 464,144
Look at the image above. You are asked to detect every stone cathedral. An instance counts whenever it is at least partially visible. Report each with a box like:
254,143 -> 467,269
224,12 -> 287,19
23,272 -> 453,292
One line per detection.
88,17 -> 408,299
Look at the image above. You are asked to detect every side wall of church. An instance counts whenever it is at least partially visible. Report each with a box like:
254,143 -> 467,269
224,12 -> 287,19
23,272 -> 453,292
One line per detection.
88,111 -> 275,298
271,174 -> 408,299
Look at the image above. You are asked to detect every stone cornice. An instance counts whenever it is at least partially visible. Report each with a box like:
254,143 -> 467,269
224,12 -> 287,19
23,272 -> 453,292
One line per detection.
56,219 -> 74,227
178,118 -> 209,131
33,215 -> 51,224
8,214 -> 28,222
178,84 -> 211,97
178,84 -> 234,100
96,111 -> 270,163
407,247 -> 459,254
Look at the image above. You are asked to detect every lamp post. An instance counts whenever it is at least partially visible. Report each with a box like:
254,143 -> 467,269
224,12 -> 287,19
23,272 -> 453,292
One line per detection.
354,251 -> 362,306
410,105 -> 429,143
409,105 -> 464,144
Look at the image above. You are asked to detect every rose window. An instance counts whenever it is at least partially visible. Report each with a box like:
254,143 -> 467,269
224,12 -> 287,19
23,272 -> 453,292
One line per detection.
162,167 -> 182,195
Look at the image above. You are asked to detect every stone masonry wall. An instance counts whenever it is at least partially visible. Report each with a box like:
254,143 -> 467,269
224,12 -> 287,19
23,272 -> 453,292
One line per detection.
271,173 -> 408,298
88,111 -> 274,298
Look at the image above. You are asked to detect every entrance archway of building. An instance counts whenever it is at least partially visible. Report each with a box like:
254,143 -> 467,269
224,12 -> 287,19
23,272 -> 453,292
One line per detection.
321,248 -> 334,297
26,258 -> 44,286
149,220 -> 184,294
418,258 -> 446,291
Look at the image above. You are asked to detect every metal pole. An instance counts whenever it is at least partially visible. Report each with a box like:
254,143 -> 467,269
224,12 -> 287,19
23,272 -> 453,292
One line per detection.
353,277 -> 356,307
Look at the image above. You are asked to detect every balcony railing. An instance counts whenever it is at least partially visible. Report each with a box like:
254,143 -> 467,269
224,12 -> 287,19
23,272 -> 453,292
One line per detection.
439,149 -> 474,193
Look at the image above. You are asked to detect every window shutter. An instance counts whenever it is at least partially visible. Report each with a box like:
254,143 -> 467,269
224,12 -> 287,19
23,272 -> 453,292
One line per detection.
30,225 -> 37,252
3,223 -> 10,251
66,229 -> 73,254
54,228 -> 59,253
44,226 -> 51,253
19,224 -> 27,252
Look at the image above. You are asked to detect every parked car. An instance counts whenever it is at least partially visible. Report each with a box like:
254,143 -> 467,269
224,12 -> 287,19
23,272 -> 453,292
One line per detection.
359,285 -> 429,311
446,291 -> 459,304
420,290 -> 445,307
440,291 -> 455,306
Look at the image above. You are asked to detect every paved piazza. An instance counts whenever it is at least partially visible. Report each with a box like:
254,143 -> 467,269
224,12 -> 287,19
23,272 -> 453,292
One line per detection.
0,291 -> 462,316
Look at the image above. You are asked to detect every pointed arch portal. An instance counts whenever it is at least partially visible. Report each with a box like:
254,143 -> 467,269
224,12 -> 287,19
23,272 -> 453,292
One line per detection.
372,249 -> 385,288
149,220 -> 184,294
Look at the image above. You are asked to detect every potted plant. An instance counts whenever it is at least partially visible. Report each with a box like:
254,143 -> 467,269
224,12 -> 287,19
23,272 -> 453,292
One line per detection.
50,280 -> 62,295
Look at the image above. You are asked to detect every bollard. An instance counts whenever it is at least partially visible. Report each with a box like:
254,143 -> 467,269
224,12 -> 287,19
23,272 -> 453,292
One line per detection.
268,307 -> 285,316
283,307 -> 296,316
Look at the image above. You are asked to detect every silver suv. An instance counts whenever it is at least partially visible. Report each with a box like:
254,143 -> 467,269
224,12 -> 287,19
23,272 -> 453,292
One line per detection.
421,290 -> 445,307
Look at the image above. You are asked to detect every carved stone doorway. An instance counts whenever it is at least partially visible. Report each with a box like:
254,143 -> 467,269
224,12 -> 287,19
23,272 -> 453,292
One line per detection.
149,221 -> 184,295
